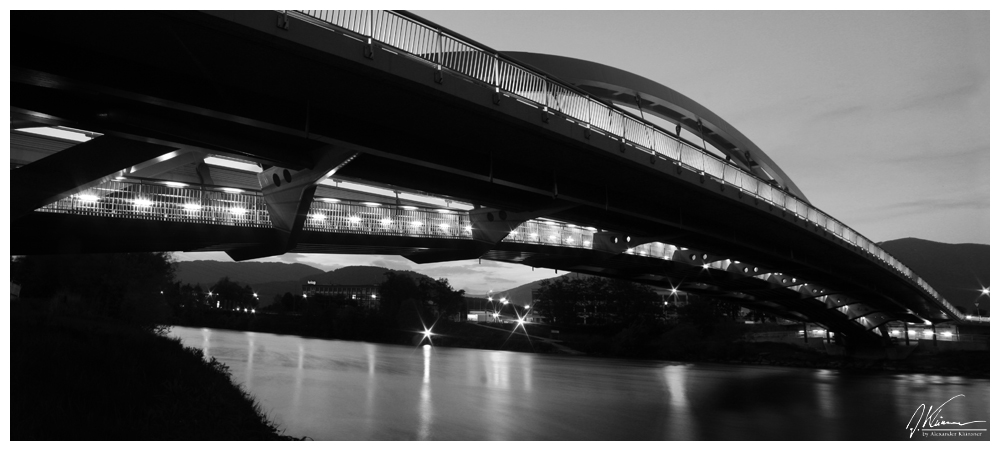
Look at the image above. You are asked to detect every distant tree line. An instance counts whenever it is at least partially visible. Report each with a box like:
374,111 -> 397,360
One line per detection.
216,271 -> 470,341
533,276 -> 662,326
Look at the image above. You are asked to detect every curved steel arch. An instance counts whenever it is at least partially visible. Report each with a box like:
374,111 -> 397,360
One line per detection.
503,51 -> 808,201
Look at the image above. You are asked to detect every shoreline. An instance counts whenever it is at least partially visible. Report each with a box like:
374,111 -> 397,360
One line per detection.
170,320 -> 989,379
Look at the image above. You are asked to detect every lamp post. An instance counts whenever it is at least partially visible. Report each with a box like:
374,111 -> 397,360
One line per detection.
486,295 -> 493,323
500,297 -> 508,324
975,287 -> 989,318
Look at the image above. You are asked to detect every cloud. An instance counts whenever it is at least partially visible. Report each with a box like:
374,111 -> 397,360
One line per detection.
275,253 -> 305,264
368,256 -> 414,271
882,198 -> 988,213
172,251 -> 231,262
889,81 -> 982,113
881,145 -> 987,164
483,276 -> 516,285
420,265 -> 485,276
809,104 -> 868,121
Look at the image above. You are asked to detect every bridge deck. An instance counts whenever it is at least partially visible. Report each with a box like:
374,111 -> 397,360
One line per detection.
10,10 -> 963,342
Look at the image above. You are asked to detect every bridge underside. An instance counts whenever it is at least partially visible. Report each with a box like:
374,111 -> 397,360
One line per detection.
10,10 -> 960,345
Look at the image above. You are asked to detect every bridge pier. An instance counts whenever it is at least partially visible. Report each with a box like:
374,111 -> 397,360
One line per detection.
467,204 -> 571,249
226,146 -> 358,261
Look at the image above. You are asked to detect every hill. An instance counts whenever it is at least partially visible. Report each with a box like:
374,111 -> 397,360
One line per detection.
174,260 -> 324,287
493,272 -> 588,306
879,238 -> 989,313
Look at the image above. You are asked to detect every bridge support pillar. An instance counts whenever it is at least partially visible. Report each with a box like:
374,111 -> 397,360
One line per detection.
468,204 -> 572,247
931,323 -> 937,347
591,232 -> 662,255
226,147 -> 358,261
904,322 -> 910,346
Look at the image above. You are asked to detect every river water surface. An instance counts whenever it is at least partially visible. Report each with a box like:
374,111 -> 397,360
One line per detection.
169,326 -> 988,440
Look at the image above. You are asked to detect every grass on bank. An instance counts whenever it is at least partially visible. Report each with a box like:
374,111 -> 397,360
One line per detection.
11,305 -> 291,440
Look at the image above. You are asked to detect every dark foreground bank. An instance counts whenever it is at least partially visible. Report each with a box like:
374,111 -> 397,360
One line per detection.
11,307 -> 292,440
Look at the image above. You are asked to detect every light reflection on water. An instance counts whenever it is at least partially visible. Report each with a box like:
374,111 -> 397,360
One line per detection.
170,327 -> 989,440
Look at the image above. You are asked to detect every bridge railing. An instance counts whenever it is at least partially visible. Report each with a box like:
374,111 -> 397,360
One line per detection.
288,9 -> 959,319
502,221 -> 595,248
37,179 -> 608,251
303,200 -> 474,239
36,180 -> 272,227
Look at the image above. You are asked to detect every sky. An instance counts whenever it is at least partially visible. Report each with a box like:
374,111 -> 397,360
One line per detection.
173,8 -> 990,295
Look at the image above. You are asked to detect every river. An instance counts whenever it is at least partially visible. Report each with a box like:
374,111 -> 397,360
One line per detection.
168,326 -> 989,440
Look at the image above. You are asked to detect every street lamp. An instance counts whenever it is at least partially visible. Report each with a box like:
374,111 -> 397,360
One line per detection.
486,295 -> 495,322
498,297 -> 509,323
974,287 -> 989,318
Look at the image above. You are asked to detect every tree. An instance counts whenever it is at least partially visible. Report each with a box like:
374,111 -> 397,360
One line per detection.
534,278 -> 585,326
677,298 -> 743,335
210,277 -> 256,311
534,275 -> 665,326
378,271 -> 422,327
419,278 -> 466,319
606,279 -> 660,324
12,252 -> 175,332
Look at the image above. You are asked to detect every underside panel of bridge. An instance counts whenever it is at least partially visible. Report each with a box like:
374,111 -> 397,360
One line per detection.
11,136 -> 177,219
11,10 -> 958,338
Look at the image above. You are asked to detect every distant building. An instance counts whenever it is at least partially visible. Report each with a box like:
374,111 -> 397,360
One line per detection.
301,282 -> 380,309
465,294 -> 537,323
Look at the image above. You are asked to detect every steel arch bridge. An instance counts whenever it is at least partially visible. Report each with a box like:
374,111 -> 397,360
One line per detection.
10,10 -> 963,344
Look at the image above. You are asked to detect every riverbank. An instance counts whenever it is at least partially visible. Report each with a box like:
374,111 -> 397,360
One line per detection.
171,310 -> 988,378
10,307 -> 293,440
559,329 -> 989,378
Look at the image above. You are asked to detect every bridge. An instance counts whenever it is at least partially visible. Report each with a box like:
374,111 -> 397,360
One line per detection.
11,10 -> 964,345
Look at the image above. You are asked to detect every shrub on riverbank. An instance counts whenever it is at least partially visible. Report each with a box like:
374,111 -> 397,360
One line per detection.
10,306 -> 289,440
